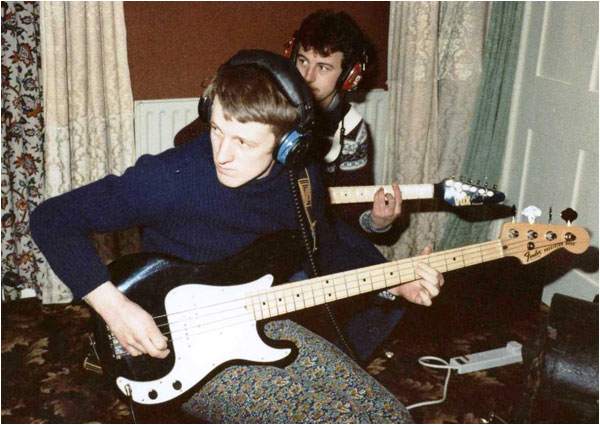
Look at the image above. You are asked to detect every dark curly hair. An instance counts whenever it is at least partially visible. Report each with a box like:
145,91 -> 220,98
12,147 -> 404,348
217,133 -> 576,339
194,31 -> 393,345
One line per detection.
296,10 -> 368,71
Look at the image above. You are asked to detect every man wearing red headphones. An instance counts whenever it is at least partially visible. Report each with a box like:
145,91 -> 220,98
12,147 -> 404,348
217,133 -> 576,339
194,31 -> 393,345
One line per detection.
285,10 -> 428,363
285,9 -> 402,239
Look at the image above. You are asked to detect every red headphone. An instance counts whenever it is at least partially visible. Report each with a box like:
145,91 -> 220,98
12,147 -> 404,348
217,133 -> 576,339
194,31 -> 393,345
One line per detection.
283,34 -> 366,92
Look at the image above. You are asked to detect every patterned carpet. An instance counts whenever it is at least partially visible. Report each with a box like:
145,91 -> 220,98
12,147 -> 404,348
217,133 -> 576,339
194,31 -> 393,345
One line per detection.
1,253 -> 595,423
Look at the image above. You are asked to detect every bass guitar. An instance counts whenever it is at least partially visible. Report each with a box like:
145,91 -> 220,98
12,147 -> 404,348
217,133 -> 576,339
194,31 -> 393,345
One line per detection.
93,210 -> 588,405
329,178 -> 505,207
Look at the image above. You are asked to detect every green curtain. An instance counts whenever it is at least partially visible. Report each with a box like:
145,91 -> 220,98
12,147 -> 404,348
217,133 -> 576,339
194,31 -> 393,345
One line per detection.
439,2 -> 524,250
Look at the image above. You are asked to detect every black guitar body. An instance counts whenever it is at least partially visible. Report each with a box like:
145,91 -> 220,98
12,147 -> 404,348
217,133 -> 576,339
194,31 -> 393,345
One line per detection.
92,230 -> 305,393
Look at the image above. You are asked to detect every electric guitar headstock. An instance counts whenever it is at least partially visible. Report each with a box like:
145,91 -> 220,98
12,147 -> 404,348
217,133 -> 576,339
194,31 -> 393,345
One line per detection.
500,207 -> 590,264
434,177 -> 505,207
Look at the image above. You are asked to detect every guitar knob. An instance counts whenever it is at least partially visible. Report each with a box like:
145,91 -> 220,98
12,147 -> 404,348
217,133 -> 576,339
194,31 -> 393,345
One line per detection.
565,232 -> 576,242
546,231 -> 557,241
527,230 -> 538,240
508,229 -> 519,238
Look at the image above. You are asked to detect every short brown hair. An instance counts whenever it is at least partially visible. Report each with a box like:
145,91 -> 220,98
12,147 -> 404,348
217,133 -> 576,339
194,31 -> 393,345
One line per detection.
204,64 -> 299,142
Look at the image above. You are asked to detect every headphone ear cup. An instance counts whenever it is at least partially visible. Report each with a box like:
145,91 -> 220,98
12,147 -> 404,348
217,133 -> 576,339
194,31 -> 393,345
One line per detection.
275,130 -> 310,166
198,96 -> 212,123
283,33 -> 299,62
339,62 -> 364,91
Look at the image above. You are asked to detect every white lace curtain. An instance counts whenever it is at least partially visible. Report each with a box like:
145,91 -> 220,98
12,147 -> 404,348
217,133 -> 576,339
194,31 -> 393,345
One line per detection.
380,1 -> 489,260
40,1 -> 136,303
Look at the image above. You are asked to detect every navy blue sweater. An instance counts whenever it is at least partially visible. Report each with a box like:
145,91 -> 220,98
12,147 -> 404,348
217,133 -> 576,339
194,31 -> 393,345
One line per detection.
30,133 -> 386,301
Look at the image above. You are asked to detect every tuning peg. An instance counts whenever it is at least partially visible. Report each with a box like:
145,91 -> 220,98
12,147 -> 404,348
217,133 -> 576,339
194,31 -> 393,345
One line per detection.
560,208 -> 578,226
493,184 -> 498,190
476,180 -> 481,186
511,204 -> 517,222
548,207 -> 553,223
468,178 -> 473,184
522,205 -> 542,224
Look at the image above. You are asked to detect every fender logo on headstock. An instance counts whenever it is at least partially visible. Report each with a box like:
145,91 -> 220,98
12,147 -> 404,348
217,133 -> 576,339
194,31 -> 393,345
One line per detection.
523,241 -> 571,262
523,249 -> 542,262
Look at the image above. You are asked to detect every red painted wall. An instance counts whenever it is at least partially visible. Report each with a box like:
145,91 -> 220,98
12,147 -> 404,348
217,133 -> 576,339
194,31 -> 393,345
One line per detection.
124,2 -> 389,100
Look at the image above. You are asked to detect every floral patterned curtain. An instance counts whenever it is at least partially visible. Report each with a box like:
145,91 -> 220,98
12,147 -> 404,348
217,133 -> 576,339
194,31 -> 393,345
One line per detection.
2,1 -> 45,299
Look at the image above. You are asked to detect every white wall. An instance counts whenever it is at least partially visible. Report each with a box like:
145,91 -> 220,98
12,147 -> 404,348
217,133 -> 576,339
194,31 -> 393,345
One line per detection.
497,1 -> 599,304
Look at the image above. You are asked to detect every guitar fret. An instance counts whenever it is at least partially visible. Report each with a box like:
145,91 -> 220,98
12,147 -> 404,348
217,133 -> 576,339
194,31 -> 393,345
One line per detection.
329,184 -> 434,204
246,240 -> 505,320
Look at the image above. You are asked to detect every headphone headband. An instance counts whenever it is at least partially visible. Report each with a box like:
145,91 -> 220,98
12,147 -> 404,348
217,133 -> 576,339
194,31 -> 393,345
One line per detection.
199,50 -> 315,167
225,50 -> 315,133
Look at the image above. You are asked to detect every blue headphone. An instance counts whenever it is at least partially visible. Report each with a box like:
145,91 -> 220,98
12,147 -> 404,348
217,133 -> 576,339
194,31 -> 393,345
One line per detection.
198,50 -> 315,167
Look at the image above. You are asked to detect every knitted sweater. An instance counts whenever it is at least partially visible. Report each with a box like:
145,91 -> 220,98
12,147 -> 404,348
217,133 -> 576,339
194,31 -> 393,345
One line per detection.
315,95 -> 388,240
30,132 -> 386,301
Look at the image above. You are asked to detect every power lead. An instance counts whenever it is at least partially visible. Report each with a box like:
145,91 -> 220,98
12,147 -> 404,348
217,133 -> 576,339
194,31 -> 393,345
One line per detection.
406,341 -> 523,411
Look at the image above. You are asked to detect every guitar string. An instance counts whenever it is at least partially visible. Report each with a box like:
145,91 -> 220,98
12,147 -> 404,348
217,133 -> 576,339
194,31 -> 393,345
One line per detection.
150,236 -> 554,335
332,183 -> 499,201
110,236 -> 577,355
109,240 -> 506,353
148,237 -> 556,341
151,240 -> 504,330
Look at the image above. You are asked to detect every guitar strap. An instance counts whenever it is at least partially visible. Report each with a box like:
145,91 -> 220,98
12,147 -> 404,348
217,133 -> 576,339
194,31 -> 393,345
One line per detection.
288,167 -> 358,362
296,167 -> 317,253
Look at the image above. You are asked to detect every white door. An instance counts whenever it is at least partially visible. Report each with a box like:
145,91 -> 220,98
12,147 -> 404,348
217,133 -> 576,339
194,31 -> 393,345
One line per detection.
499,1 -> 599,304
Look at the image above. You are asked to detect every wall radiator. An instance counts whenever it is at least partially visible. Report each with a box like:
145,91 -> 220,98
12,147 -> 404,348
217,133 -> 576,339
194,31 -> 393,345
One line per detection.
134,89 -> 389,182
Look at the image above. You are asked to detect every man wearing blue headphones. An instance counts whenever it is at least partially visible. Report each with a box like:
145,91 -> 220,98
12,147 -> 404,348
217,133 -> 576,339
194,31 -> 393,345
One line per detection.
286,10 -> 403,238
31,50 -> 443,422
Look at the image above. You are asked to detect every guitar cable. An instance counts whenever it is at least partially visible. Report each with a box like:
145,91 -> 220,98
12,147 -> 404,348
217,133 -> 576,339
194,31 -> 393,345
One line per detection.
123,384 -> 138,424
287,167 -> 376,423
287,168 -> 359,363
405,356 -> 457,410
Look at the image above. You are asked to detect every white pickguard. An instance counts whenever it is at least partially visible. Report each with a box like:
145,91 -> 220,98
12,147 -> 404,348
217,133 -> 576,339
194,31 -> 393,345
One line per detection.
115,274 -> 292,404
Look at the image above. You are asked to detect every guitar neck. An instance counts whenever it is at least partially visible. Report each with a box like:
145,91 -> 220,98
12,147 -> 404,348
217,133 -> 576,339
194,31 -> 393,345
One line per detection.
329,184 -> 435,204
246,239 -> 504,320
